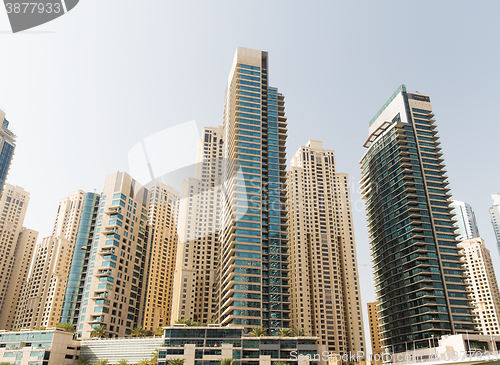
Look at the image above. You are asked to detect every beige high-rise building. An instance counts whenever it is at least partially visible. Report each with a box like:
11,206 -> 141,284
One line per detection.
143,182 -> 179,330
14,236 -> 73,328
52,190 -> 86,243
287,140 -> 365,355
367,301 -> 383,356
0,184 -> 36,330
78,172 -> 150,338
172,126 -> 223,324
0,228 -> 38,330
458,238 -> 500,335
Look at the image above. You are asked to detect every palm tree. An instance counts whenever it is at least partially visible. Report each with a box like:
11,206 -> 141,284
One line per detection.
175,318 -> 193,326
154,327 -> 164,336
77,356 -> 90,365
118,360 -> 128,365
150,349 -> 159,365
56,322 -> 76,332
138,359 -> 150,365
90,325 -> 107,338
293,326 -> 305,337
219,359 -> 234,365
94,359 -> 108,365
33,326 -> 46,330
167,359 -> 185,365
248,327 -> 266,337
273,362 -> 289,365
131,326 -> 147,337
277,328 -> 292,337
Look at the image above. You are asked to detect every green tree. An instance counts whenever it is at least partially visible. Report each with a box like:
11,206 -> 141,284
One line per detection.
167,360 -> 185,365
90,325 -> 107,338
56,322 -> 76,333
138,359 -> 150,365
273,362 -> 289,365
154,327 -> 164,336
175,318 -> 201,326
77,356 -> 90,365
94,359 -> 108,365
131,326 -> 147,337
248,327 -> 266,337
118,360 -> 128,365
219,359 -> 234,365
33,326 -> 46,330
277,328 -> 292,337
293,326 -> 305,337
150,349 -> 159,365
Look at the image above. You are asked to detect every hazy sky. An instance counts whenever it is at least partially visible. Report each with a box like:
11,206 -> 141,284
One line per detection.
1,0 -> 500,350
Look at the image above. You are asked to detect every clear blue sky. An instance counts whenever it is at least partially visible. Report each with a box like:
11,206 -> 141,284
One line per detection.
1,0 -> 499,351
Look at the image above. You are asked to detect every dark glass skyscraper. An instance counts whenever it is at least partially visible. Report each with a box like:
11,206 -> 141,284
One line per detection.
0,112 -> 16,193
216,47 -> 290,333
360,85 -> 476,353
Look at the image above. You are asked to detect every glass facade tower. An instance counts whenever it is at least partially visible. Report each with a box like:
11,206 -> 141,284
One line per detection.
61,192 -> 100,328
216,47 -> 290,333
360,85 -> 476,353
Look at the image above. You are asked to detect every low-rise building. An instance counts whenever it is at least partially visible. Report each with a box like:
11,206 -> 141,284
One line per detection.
159,326 -> 321,365
0,328 -> 80,365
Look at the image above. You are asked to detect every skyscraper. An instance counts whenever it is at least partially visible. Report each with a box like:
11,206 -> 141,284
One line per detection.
360,85 -> 475,353
458,238 -> 500,335
367,301 -> 383,356
287,140 -> 364,354
172,126 -> 223,324
78,172 -> 150,338
0,110 -> 16,193
52,190 -> 86,244
143,181 -> 179,330
60,192 -> 100,328
450,200 -> 480,241
0,183 -> 36,330
216,47 -> 290,332
14,236 -> 73,329
489,194 -> 500,255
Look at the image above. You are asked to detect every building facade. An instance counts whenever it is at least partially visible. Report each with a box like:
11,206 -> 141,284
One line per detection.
0,110 -> 16,193
0,184 -> 37,330
14,236 -> 73,329
172,126 -> 223,324
158,326 -> 320,365
458,237 -> 500,335
367,301 -> 382,356
60,192 -> 100,327
489,194 -> 500,255
360,85 -> 475,353
51,190 -> 86,244
216,47 -> 290,332
450,200 -> 480,241
78,172 -> 151,339
143,182 -> 179,330
287,140 -> 365,355
0,328 -> 80,365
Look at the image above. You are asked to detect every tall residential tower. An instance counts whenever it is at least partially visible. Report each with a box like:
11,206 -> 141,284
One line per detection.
0,111 -> 16,193
287,140 -> 365,355
172,126 -> 223,324
216,47 -> 290,332
450,200 -> 480,241
0,184 -> 38,330
360,85 -> 475,353
489,194 -> 500,255
458,238 -> 500,335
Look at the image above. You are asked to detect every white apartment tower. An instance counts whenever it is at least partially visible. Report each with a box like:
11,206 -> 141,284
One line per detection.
79,172 -> 150,338
0,183 -> 37,330
490,194 -> 500,256
451,200 -> 480,241
52,190 -> 86,243
458,238 -> 500,335
172,126 -> 223,324
287,140 -> 365,355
